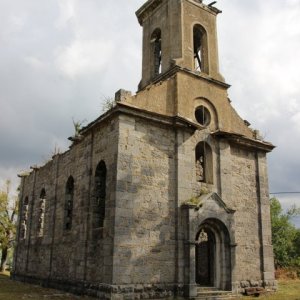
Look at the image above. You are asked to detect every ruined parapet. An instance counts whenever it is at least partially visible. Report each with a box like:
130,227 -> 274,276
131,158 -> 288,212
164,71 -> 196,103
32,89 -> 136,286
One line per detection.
115,89 -> 132,102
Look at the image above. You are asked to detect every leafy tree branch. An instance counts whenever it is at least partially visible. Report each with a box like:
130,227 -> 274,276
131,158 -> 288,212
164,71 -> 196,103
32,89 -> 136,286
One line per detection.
0,180 -> 18,272
270,197 -> 300,269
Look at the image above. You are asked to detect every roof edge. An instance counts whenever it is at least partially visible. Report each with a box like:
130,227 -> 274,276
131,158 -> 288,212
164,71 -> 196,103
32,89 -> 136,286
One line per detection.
136,0 -> 163,25
80,101 -> 200,136
212,130 -> 275,153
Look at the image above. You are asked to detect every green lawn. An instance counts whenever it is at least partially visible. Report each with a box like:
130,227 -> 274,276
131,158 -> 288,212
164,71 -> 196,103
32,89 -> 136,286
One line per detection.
1,272 -> 300,300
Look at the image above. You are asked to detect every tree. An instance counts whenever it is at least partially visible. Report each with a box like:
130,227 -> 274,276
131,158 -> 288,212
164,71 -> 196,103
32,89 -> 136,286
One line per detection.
101,96 -> 116,112
270,197 -> 300,268
0,180 -> 18,272
292,229 -> 300,269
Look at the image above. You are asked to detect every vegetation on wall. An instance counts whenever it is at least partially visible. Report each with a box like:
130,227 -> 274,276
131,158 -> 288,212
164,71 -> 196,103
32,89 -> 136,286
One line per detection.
72,118 -> 86,137
0,180 -> 18,272
101,96 -> 116,113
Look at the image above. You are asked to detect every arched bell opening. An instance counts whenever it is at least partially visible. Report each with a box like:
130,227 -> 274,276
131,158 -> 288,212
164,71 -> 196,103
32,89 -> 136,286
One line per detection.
195,219 -> 232,290
193,24 -> 209,74
151,28 -> 162,77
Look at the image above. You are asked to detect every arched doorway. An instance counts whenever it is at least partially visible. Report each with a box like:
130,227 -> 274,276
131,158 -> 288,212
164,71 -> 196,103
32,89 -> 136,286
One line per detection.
196,228 -> 215,286
195,219 -> 232,290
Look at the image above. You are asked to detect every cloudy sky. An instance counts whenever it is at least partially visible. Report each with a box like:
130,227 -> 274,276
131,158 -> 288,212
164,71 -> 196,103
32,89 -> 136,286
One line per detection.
0,0 -> 299,226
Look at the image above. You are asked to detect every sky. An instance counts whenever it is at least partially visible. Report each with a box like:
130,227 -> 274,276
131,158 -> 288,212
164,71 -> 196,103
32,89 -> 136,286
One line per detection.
0,0 -> 300,226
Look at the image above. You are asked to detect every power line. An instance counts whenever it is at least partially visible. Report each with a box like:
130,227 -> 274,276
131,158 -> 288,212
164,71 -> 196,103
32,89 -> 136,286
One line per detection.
270,192 -> 300,195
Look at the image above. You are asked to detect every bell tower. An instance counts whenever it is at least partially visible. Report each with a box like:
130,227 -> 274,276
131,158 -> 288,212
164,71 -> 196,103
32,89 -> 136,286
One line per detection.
136,0 -> 224,90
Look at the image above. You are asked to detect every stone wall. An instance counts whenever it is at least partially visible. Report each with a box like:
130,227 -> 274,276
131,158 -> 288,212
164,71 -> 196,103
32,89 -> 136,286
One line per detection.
14,117 -> 119,285
13,111 -> 191,299
221,144 -> 276,292
113,114 -> 177,286
229,146 -> 261,281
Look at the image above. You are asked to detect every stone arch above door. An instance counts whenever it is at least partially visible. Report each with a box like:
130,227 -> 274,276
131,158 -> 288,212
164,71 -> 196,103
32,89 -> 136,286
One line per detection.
187,193 -> 236,244
182,193 -> 236,297
195,218 -> 232,290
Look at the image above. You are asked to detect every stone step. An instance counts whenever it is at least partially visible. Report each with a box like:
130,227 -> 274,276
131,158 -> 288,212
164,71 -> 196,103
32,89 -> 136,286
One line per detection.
198,290 -> 232,295
197,287 -> 219,292
195,297 -> 239,300
244,287 -> 267,297
195,295 -> 240,300
195,289 -> 241,300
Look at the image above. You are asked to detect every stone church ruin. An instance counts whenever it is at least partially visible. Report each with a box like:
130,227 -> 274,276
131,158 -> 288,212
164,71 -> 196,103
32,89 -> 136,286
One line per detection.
12,0 -> 277,299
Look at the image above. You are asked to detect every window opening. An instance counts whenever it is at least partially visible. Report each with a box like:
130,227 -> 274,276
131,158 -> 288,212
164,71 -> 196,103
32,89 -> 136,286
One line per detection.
37,189 -> 46,237
195,106 -> 211,126
64,176 -> 74,231
94,161 -> 107,228
193,25 -> 204,71
151,29 -> 162,76
21,196 -> 29,239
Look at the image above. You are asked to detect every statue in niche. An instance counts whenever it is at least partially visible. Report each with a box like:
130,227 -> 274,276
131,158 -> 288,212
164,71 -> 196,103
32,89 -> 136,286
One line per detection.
196,229 -> 208,244
196,156 -> 204,182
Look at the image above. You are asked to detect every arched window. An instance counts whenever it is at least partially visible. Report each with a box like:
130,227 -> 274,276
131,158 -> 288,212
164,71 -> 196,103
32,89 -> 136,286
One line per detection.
193,25 -> 208,73
20,196 -> 29,239
93,161 -> 107,228
37,189 -> 46,237
64,176 -> 74,231
195,142 -> 213,184
151,28 -> 162,76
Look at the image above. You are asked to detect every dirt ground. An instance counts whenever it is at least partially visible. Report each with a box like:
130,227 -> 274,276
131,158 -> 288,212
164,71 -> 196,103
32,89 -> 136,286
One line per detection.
1,272 -> 300,300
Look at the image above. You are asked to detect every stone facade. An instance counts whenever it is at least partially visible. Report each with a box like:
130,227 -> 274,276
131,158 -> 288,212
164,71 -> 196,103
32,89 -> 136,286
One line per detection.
12,0 -> 277,299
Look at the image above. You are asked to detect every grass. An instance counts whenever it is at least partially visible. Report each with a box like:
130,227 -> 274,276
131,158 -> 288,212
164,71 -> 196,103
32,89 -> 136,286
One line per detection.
1,272 -> 300,300
0,272 -> 95,300
243,279 -> 300,300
